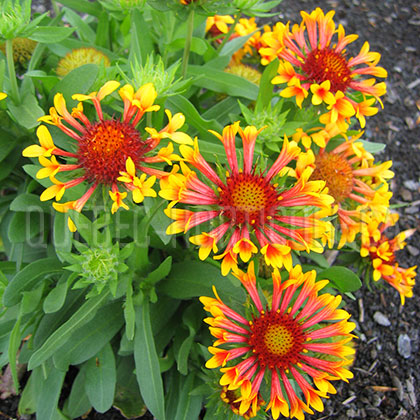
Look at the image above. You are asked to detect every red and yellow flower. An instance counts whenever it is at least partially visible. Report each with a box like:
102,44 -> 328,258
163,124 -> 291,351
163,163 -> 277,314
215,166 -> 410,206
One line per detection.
201,262 -> 356,419
360,213 -> 417,305
22,81 -> 191,231
297,133 -> 394,247
267,8 -> 387,126
160,122 -> 335,275
206,15 -> 235,38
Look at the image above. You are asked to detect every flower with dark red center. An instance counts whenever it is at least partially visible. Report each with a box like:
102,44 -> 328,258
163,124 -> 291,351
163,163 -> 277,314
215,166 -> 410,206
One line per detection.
293,132 -> 394,248
264,8 -> 387,127
159,122 -> 335,275
22,81 -> 191,231
201,262 -> 356,419
360,212 -> 417,305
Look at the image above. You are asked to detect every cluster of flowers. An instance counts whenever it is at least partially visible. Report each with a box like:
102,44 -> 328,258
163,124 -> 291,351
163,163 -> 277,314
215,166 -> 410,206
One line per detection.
16,6 -> 416,420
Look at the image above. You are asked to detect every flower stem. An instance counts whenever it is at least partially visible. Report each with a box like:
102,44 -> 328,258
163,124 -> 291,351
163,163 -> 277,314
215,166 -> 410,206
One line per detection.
181,9 -> 195,79
217,13 -> 241,52
5,39 -> 20,104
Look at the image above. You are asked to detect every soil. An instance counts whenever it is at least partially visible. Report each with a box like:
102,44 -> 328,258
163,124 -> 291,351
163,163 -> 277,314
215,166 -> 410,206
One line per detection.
2,0 -> 420,419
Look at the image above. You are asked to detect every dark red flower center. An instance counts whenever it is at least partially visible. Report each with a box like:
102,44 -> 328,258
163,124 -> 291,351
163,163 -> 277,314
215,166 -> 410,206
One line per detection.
77,119 -> 146,184
302,47 -> 352,93
311,152 -> 354,203
248,310 -> 305,370
218,172 -> 279,226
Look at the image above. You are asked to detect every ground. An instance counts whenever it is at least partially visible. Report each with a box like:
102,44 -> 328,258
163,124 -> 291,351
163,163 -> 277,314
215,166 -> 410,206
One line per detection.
2,0 -> 420,419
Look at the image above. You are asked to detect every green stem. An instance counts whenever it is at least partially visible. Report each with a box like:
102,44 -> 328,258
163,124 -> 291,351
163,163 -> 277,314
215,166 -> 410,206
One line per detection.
51,0 -> 60,16
181,9 -> 195,79
5,39 -> 20,104
217,13 -> 241,52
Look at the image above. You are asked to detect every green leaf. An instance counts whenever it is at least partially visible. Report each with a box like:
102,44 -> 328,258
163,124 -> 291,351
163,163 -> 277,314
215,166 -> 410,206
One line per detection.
28,290 -> 110,369
0,128 -> 17,163
167,37 -> 208,55
63,7 -> 96,43
8,211 -> 43,244
158,261 -> 245,301
360,140 -> 386,154
36,360 -> 66,420
3,257 -> 63,307
8,91 -> 44,130
64,368 -> 91,419
43,273 -> 71,314
187,65 -> 259,100
84,343 -> 116,413
318,266 -> 362,293
49,64 -> 99,107
8,317 -> 21,394
174,373 -> 203,420
146,256 -> 172,286
219,32 -> 254,58
129,8 -> 154,66
53,212 -> 73,259
0,147 -> 19,182
52,301 -> 123,370
28,26 -> 75,43
10,193 -> 50,212
167,95 -> 223,136
18,371 -> 37,416
124,277 -> 135,341
255,58 -> 278,113
95,11 -> 110,49
134,300 -> 166,420
52,0 -> 102,16
114,356 -> 146,419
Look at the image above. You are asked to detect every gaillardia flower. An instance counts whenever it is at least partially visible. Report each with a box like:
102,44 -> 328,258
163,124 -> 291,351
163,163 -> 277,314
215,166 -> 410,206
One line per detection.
56,47 -> 111,77
360,212 -> 417,305
0,37 -> 37,65
267,8 -> 387,125
201,262 -> 355,419
297,133 -> 394,247
22,81 -> 191,231
160,122 -> 334,275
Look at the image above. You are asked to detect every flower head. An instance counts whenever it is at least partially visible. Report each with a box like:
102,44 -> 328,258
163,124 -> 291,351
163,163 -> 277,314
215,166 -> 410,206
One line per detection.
268,8 -> 387,124
360,213 -> 417,305
0,92 -> 6,101
23,81 -> 192,229
301,133 -> 394,248
201,262 -> 356,419
0,37 -> 37,65
56,47 -> 110,77
160,123 -> 334,275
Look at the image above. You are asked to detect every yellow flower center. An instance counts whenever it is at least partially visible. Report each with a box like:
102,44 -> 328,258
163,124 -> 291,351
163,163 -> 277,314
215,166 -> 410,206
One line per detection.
302,48 -> 352,93
56,47 -> 110,77
219,173 -> 279,226
78,119 -> 146,184
264,324 -> 294,356
311,152 -> 354,203
249,310 -> 305,369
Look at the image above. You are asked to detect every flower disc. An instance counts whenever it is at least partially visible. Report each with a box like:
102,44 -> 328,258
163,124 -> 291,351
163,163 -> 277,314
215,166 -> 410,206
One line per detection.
218,172 -> 279,226
249,310 -> 305,370
78,119 -> 145,184
302,48 -> 352,93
